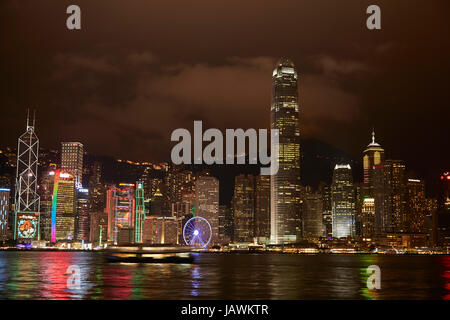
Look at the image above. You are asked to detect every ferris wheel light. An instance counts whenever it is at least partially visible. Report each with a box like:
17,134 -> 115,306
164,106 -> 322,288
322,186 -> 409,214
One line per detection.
183,216 -> 212,248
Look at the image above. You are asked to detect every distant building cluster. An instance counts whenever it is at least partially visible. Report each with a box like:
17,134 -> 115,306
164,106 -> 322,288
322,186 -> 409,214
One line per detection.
0,59 -> 448,251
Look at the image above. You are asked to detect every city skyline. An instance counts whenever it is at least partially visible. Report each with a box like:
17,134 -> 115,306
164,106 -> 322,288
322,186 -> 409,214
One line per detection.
0,57 -> 446,248
0,1 -> 449,304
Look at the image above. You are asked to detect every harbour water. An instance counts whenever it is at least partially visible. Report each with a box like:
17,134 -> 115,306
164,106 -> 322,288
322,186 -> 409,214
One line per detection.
0,251 -> 449,300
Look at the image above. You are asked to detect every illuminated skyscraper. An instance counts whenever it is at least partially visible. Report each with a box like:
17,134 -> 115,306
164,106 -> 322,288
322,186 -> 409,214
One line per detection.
255,175 -> 270,242
39,171 -> 56,241
270,57 -> 301,244
407,178 -> 426,233
149,188 -> 165,216
435,172 -> 450,247
135,181 -> 145,243
89,211 -> 108,246
361,198 -> 375,239
14,111 -> 40,240
61,142 -> 84,189
373,160 -> 407,233
363,130 -> 385,198
0,188 -> 10,241
51,171 -> 76,242
106,183 -> 135,245
302,192 -> 323,240
319,182 -> 332,238
232,174 -> 255,243
331,164 -> 355,238
195,175 -> 219,244
218,205 -> 231,243
76,188 -> 89,241
354,182 -> 364,237
88,161 -> 104,212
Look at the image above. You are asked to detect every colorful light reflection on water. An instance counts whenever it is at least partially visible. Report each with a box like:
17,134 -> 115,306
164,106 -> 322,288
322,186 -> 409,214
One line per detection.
0,252 -> 449,299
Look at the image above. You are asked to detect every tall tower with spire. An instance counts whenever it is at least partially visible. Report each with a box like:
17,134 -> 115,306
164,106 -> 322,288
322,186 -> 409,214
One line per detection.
362,129 -> 385,198
270,58 -> 301,244
14,110 -> 41,240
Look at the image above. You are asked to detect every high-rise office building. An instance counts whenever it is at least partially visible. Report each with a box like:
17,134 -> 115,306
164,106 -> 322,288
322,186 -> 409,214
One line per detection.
88,161 -> 104,212
141,166 -> 163,200
135,181 -> 145,243
39,171 -> 55,241
61,142 -> 84,189
302,192 -> 323,240
435,172 -> 450,247
0,188 -> 10,241
51,171 -> 76,242
218,205 -> 231,244
142,216 -> 178,244
166,168 -> 194,205
195,175 -> 219,244
361,198 -> 375,239
14,112 -> 40,241
354,182 -> 364,237
148,188 -> 166,216
255,175 -> 270,242
373,160 -> 407,233
172,191 -> 195,219
363,130 -> 385,198
331,164 -> 355,238
89,211 -> 108,246
270,58 -> 301,244
407,178 -> 426,233
106,183 -> 135,245
233,174 -> 255,243
76,188 -> 89,241
0,175 -> 13,240
319,182 -> 332,238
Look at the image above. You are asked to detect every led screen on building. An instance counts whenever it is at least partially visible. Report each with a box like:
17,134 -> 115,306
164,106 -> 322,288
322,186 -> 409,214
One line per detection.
16,212 -> 39,239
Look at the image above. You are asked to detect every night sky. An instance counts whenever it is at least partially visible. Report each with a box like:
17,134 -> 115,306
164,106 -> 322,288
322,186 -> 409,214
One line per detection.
1,1 -> 449,185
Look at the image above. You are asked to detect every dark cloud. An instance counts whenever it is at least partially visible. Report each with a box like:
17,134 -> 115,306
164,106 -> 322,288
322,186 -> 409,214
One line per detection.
0,0 -> 448,183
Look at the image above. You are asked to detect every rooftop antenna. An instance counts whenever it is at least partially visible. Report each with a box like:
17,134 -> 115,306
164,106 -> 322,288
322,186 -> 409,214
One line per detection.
33,109 -> 36,128
371,126 -> 376,144
26,108 -> 30,129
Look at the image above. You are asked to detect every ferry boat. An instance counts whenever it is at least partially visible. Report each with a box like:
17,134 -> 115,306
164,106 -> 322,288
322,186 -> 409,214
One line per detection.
104,245 -> 196,263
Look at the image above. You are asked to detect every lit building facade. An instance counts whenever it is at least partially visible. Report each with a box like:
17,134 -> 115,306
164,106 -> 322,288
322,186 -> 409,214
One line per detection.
319,182 -> 332,238
166,168 -> 194,205
0,188 -> 10,241
88,161 -> 104,212
135,181 -> 145,243
255,175 -> 270,242
373,160 -> 407,234
233,174 -> 255,243
270,58 -> 301,244
407,178 -> 426,233
143,216 -> 178,244
106,183 -> 135,244
61,142 -> 84,189
148,188 -> 166,216
76,188 -> 89,241
172,191 -> 195,219
14,113 -> 40,241
361,198 -> 375,239
302,192 -> 323,240
89,211 -> 108,246
363,130 -> 385,198
51,171 -> 76,242
39,171 -> 55,241
195,175 -> 219,244
331,164 -> 355,238
218,205 -> 231,244
435,172 -> 450,247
